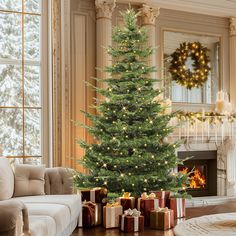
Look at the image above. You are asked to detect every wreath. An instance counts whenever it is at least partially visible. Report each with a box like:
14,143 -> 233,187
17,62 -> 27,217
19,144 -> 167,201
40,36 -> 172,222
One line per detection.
168,42 -> 211,89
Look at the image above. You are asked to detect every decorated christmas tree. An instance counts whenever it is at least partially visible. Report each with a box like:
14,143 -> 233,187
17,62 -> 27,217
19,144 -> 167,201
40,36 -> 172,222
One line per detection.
74,8 -> 188,198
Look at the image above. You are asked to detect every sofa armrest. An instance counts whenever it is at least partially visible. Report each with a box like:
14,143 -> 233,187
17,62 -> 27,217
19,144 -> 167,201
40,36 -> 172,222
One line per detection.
45,167 -> 75,195
0,199 -> 30,236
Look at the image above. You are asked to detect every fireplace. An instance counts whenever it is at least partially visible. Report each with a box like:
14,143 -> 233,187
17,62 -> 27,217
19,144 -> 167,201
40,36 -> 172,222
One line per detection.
178,151 -> 217,197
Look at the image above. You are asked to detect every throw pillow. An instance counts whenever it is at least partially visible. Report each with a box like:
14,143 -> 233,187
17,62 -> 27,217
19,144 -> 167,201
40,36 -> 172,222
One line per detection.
0,157 -> 14,200
14,164 -> 45,197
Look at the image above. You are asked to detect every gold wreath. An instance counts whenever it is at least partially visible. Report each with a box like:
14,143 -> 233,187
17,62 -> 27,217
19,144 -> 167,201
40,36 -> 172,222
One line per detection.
168,42 -> 211,89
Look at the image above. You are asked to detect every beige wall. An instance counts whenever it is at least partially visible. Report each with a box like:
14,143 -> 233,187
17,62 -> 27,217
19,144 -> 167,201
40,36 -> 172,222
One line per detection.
58,1 -> 230,170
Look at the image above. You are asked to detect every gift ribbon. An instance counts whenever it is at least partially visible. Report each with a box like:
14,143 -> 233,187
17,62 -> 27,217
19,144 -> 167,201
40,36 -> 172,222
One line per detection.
161,191 -> 165,199
106,202 -> 120,207
121,208 -> 141,232
176,198 -> 183,218
90,189 -> 96,202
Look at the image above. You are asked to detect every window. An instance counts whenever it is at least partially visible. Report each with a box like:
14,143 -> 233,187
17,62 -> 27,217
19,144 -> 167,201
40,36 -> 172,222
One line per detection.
163,30 -> 220,105
0,0 -> 46,164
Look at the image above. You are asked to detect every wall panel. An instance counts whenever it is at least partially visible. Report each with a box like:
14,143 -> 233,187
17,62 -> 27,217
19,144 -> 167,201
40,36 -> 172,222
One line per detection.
70,1 -> 96,171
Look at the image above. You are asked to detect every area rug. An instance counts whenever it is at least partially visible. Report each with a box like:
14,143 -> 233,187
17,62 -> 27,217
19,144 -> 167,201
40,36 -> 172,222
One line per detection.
174,213 -> 236,236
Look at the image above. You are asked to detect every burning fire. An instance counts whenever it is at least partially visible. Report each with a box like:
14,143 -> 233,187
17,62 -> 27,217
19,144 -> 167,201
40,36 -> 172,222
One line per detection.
180,166 -> 206,189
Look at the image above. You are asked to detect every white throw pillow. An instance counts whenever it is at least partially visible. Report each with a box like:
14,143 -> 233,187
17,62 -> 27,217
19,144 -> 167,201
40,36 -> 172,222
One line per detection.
0,157 -> 14,200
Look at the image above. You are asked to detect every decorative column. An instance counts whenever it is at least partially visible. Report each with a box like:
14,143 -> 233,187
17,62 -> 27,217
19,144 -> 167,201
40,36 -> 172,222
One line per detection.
52,0 -> 62,167
230,17 -> 236,109
139,4 -> 160,79
95,0 -> 116,100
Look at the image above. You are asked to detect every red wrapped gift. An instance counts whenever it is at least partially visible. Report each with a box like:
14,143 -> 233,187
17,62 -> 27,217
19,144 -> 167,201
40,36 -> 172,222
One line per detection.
103,203 -> 123,228
154,191 -> 171,199
137,193 -> 165,226
150,208 -> 174,230
79,187 -> 107,203
152,190 -> 171,207
169,198 -> 186,219
78,201 -> 102,228
120,209 -> 144,232
118,192 -> 135,212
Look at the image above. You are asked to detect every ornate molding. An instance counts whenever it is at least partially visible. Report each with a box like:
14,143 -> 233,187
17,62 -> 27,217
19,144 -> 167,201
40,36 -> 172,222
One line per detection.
95,0 -> 116,20
230,17 -> 236,36
138,4 -> 160,26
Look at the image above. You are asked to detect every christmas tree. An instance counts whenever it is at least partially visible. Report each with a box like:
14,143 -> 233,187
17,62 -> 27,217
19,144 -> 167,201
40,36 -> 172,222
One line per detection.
74,8 -> 188,197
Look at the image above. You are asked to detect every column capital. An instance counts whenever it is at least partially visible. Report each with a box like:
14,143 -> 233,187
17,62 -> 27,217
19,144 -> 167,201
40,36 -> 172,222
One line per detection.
230,17 -> 236,36
138,4 -> 160,26
95,0 -> 116,20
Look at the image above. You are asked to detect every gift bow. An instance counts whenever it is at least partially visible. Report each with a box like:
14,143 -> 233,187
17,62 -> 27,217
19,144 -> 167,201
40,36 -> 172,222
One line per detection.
106,202 -> 120,207
122,192 -> 131,198
141,192 -> 156,199
124,208 -> 141,217
154,207 -> 169,212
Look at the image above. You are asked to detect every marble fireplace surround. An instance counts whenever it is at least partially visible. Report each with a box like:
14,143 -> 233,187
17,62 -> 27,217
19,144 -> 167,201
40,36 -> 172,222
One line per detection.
177,139 -> 236,207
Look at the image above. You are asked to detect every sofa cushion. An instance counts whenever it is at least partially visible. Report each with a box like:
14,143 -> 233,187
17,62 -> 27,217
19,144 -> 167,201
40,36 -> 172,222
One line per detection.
14,194 -> 81,221
0,157 -> 14,200
14,164 -> 45,197
45,167 -> 74,195
26,203 -> 70,235
29,215 -> 56,236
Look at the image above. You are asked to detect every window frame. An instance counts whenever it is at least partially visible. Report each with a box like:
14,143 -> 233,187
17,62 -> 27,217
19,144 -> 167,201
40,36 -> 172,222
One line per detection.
0,0 -> 50,165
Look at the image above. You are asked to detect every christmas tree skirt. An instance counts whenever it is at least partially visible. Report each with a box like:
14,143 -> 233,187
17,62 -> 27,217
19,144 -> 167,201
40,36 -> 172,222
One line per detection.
174,213 -> 236,236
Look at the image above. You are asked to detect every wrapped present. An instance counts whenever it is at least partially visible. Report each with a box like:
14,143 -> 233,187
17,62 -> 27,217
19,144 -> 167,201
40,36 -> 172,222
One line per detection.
150,207 -> 174,230
118,192 -> 135,211
103,202 -> 123,228
78,201 -> 102,228
153,190 -> 171,199
137,192 -> 165,226
120,208 -> 144,233
152,190 -> 171,207
79,187 -> 107,203
169,198 -> 186,219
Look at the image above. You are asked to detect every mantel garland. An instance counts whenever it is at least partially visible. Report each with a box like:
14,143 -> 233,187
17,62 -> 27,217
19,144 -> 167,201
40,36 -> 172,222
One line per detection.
176,111 -> 236,124
169,42 -> 211,89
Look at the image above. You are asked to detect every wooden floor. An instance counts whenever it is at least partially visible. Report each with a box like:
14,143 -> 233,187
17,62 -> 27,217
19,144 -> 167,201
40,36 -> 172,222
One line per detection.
72,202 -> 236,236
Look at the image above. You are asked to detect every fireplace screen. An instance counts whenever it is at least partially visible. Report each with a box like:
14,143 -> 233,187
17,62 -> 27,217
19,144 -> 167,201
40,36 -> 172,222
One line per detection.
178,165 -> 206,189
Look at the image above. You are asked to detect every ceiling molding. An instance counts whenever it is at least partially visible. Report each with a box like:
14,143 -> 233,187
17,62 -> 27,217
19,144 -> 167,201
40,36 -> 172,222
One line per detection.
117,0 -> 236,18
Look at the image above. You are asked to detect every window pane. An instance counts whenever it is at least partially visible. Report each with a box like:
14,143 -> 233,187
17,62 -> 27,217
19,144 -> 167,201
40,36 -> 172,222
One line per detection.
24,0 -> 41,14
24,14 -> 40,61
0,0 -> 21,12
0,64 -> 22,106
24,109 -> 41,156
0,108 -> 23,156
0,13 -> 22,60
24,66 -> 40,106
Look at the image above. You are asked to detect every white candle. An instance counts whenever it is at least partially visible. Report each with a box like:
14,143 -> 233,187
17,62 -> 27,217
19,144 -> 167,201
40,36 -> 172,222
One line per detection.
195,118 -> 198,142
201,120 -> 204,143
207,119 -> 210,139
215,120 -> 217,144
221,122 -> 224,143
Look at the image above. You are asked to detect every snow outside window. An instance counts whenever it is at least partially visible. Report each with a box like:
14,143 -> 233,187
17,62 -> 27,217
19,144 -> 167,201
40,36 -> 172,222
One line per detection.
0,0 -> 42,164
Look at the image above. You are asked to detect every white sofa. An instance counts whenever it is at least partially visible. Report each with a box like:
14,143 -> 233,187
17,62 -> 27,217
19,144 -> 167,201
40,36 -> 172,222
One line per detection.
0,157 -> 81,236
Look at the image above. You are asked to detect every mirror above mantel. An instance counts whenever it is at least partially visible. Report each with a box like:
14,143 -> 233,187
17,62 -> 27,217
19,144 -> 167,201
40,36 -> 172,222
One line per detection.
163,30 -> 221,107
